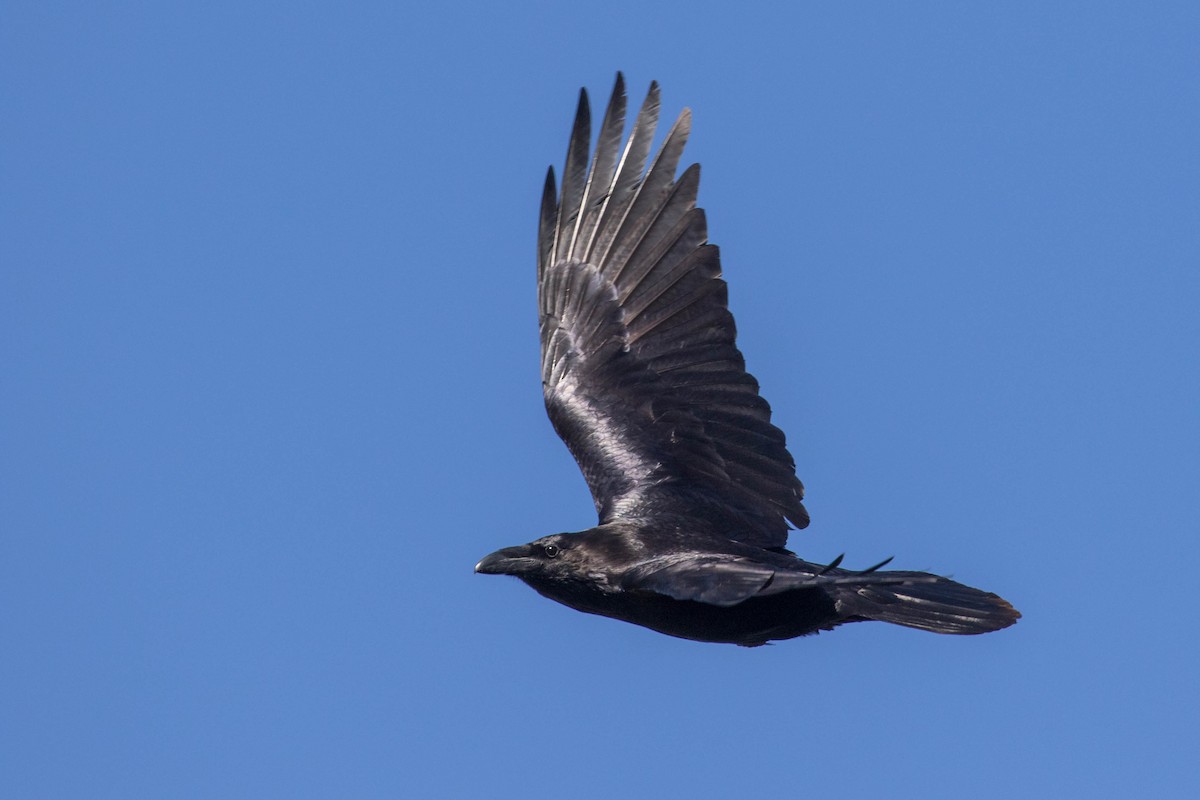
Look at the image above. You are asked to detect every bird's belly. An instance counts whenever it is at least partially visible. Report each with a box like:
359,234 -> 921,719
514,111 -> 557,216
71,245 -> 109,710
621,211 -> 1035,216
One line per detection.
541,584 -> 849,646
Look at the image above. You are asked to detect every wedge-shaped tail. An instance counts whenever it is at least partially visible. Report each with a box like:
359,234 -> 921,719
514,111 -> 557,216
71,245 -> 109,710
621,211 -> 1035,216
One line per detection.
835,572 -> 1020,634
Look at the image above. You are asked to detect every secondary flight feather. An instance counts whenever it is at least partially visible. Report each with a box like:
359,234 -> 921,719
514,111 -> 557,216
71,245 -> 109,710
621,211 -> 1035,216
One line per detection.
476,74 -> 1019,645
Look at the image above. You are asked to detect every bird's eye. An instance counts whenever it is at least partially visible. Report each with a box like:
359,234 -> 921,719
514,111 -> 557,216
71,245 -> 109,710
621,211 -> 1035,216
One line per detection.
543,544 -> 560,558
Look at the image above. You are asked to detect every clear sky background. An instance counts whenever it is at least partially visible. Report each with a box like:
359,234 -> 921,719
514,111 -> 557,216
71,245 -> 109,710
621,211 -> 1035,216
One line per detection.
2,2 -> 1197,797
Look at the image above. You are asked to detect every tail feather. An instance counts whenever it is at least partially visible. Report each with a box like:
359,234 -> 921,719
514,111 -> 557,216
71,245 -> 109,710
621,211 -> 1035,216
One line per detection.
836,571 -> 1020,635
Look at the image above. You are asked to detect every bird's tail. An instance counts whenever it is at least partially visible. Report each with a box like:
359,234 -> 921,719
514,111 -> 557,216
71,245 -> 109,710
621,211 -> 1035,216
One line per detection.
835,570 -> 1020,634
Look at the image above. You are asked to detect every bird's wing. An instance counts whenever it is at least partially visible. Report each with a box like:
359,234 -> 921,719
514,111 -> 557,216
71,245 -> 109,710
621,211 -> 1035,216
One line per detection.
620,555 -> 930,608
538,74 -> 807,549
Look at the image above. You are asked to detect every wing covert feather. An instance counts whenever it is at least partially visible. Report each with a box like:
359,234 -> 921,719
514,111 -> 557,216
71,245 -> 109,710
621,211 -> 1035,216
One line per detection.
621,556 -> 930,607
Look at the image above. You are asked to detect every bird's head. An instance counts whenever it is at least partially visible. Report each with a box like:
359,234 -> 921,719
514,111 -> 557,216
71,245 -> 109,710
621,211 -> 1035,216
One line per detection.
475,526 -> 641,602
474,534 -> 583,583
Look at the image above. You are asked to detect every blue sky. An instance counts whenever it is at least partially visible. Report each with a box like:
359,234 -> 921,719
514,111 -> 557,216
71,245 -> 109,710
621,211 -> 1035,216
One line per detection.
2,1 -> 1197,797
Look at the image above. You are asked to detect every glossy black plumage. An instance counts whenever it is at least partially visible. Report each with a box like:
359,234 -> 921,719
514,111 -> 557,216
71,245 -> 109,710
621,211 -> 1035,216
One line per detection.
476,75 -> 1019,645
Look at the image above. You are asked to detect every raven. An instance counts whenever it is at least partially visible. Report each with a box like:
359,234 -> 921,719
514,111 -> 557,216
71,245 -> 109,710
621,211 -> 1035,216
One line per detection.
476,75 -> 1019,646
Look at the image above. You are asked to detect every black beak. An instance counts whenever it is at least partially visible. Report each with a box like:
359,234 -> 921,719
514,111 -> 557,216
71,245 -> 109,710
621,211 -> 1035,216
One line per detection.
474,545 -> 533,575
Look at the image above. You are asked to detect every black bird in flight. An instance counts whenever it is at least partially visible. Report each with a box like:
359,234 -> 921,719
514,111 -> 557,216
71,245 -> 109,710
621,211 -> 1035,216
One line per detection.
476,75 -> 1019,646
